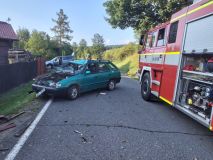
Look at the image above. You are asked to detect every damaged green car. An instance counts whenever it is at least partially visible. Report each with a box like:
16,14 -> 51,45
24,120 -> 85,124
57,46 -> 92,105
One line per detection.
32,60 -> 121,100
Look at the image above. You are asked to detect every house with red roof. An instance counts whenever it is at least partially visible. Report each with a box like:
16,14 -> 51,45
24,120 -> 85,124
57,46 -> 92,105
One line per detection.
0,21 -> 18,65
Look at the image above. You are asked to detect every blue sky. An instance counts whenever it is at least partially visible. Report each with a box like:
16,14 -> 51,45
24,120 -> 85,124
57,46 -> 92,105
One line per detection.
0,0 -> 135,45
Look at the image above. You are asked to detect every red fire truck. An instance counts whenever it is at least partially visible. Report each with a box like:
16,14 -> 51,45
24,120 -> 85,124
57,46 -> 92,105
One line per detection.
138,0 -> 213,130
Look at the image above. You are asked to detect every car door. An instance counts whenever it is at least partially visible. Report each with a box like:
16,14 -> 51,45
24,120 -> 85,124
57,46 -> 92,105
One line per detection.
80,62 -> 100,91
96,62 -> 111,88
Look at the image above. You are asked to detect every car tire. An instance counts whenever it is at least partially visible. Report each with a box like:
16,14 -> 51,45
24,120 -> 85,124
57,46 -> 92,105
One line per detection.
47,64 -> 53,69
107,80 -> 116,91
141,73 -> 152,101
67,85 -> 79,100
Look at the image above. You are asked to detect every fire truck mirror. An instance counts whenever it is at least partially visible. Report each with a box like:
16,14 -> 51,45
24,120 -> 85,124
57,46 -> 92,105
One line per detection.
139,35 -> 145,46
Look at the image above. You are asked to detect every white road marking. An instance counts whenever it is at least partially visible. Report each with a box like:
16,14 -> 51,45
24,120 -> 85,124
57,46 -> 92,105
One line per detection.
4,99 -> 53,160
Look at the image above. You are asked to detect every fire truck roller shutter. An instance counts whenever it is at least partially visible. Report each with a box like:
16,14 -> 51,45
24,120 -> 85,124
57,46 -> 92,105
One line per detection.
184,14 -> 213,54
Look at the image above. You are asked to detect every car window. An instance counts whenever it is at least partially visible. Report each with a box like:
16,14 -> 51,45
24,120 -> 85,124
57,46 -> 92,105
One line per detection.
54,57 -> 59,62
63,56 -> 72,60
87,63 -> 98,74
107,62 -> 118,71
98,63 -> 110,73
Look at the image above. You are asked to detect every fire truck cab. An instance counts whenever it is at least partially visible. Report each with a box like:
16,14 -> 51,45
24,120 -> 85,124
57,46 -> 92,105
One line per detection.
139,0 -> 213,130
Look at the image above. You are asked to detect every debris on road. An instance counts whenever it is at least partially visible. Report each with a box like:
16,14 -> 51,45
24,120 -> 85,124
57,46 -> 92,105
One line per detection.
14,118 -> 33,137
0,115 -> 6,119
9,111 -> 25,121
96,92 -> 107,97
0,115 -> 9,124
74,130 -> 83,136
74,130 -> 88,143
122,140 -> 128,143
0,112 -> 25,125
0,147 -> 9,152
81,136 -> 87,143
121,146 -> 125,150
0,123 -> 16,133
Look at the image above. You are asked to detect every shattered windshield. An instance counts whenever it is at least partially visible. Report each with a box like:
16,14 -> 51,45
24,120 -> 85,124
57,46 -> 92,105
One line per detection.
54,62 -> 86,74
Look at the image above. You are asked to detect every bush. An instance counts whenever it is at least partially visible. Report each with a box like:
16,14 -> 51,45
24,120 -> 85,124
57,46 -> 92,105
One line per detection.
103,43 -> 139,78
103,43 -> 138,61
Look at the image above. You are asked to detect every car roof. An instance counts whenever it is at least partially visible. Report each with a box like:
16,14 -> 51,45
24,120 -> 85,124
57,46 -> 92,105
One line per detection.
69,59 -> 111,65
87,60 -> 110,63
71,60 -> 88,65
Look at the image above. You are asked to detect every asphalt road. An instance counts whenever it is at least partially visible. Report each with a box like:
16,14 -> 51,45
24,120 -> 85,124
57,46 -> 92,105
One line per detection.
14,77 -> 213,160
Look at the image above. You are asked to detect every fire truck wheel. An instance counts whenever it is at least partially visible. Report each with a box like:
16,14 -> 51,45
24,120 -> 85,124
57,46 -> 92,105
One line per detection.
141,73 -> 152,101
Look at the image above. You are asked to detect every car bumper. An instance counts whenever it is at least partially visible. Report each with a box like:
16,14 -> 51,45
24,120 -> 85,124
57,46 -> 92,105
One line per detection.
32,84 -> 67,97
116,77 -> 121,83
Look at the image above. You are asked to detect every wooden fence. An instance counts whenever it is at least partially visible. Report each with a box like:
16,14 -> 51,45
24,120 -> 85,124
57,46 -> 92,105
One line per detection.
0,60 -> 44,94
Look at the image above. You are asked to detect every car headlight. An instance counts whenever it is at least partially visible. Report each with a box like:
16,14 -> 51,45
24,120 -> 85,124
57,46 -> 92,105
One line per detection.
49,82 -> 56,87
56,83 -> 62,88
206,87 -> 211,93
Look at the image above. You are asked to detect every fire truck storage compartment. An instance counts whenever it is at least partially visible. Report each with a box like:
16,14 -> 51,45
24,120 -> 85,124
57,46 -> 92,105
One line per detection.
177,61 -> 213,123
177,54 -> 213,122
176,14 -> 213,123
184,14 -> 213,54
177,73 -> 213,120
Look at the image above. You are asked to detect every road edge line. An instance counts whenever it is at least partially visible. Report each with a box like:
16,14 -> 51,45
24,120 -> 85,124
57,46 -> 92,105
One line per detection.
4,98 -> 53,160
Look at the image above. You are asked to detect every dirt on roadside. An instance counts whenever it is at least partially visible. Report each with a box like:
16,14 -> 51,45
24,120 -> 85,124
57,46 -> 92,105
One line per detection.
0,98 -> 46,159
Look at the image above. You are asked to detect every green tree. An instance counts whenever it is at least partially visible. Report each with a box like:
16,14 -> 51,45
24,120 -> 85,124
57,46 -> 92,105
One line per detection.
72,42 -> 78,58
26,30 -> 49,56
46,39 -> 59,59
51,9 -> 73,55
91,33 -> 105,59
77,39 -> 87,58
104,0 -> 191,33
14,28 -> 30,49
62,42 -> 73,56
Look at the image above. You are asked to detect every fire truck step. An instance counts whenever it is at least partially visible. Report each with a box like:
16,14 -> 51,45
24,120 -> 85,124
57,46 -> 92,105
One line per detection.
151,91 -> 159,97
152,80 -> 160,86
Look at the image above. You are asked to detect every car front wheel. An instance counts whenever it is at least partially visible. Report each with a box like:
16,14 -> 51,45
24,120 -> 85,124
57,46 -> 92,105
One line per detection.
67,85 -> 79,100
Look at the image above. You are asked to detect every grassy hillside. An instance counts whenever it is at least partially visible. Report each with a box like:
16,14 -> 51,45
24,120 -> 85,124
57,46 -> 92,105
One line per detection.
103,43 -> 139,77
114,54 -> 138,77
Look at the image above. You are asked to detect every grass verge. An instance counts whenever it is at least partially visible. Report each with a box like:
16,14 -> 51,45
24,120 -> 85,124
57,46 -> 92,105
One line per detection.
0,82 -> 35,115
114,54 -> 139,78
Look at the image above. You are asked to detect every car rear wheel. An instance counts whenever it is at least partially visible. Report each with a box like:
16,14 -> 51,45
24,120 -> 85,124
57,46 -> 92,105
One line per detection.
108,80 -> 116,91
141,73 -> 152,101
67,85 -> 79,100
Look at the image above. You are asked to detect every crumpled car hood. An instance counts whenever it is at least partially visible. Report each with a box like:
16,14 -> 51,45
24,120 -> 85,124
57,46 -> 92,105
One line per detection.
34,72 -> 74,87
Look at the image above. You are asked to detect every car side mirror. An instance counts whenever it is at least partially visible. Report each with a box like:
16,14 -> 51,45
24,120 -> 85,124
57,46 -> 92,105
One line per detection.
85,70 -> 91,74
